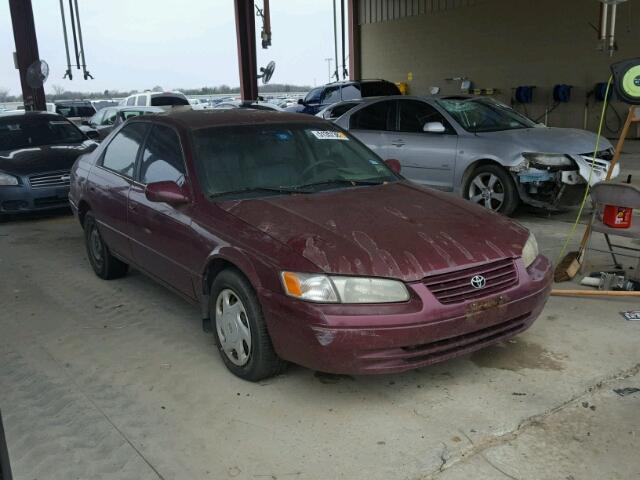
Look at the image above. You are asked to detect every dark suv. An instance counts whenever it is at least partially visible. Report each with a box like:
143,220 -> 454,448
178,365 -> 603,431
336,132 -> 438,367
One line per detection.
287,79 -> 400,115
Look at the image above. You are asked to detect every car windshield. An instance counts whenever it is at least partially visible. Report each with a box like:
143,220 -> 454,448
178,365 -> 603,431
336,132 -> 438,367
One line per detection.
0,116 -> 85,150
192,124 -> 398,200
437,97 -> 536,132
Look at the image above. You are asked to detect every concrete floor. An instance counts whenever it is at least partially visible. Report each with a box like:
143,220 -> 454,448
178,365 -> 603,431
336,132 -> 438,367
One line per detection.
2,170 -> 640,479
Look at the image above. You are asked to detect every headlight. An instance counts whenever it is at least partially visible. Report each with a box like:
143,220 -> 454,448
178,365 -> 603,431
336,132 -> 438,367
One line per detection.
521,232 -> 539,269
281,272 -> 410,303
522,152 -> 573,167
0,172 -> 18,186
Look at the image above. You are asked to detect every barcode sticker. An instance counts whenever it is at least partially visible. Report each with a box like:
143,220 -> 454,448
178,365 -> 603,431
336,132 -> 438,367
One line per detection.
311,130 -> 349,140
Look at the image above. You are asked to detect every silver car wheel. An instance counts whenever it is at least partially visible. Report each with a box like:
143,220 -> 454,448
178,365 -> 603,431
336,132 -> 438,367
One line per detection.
468,172 -> 505,211
215,289 -> 252,366
89,227 -> 103,264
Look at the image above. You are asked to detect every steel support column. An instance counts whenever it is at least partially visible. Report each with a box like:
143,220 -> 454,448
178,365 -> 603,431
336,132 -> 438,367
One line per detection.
9,0 -> 46,111
234,0 -> 259,101
348,0 -> 361,81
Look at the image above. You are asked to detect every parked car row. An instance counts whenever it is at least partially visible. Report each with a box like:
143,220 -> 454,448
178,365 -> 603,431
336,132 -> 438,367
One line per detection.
63,108 -> 552,381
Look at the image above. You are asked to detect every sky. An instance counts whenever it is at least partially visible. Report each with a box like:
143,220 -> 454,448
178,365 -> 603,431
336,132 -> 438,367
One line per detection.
0,0 -> 346,96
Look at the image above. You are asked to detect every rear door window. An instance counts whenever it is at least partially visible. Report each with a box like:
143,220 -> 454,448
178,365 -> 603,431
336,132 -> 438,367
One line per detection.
101,123 -> 148,178
360,81 -> 401,97
102,109 -> 117,125
398,100 -> 453,133
136,95 -> 147,106
150,95 -> 189,107
321,86 -> 341,105
340,84 -> 361,101
138,125 -> 186,184
90,110 -> 105,125
328,102 -> 359,119
349,101 -> 396,131
303,87 -> 323,104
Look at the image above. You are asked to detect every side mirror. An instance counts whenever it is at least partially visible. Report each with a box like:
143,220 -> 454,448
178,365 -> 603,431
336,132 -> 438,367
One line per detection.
423,121 -> 446,133
297,98 -> 304,105
145,181 -> 189,206
85,129 -> 100,140
384,159 -> 402,174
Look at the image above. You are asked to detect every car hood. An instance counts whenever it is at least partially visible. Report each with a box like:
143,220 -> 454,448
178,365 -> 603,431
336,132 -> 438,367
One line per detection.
0,142 -> 96,175
479,127 -> 613,155
219,182 -> 529,282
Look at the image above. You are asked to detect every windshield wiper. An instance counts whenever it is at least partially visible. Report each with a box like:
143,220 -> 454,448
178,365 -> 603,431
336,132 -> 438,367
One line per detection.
209,186 -> 311,198
295,178 -> 385,190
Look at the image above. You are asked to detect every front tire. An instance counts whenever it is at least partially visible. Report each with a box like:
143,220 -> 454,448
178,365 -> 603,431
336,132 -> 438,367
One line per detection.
210,269 -> 286,381
464,164 -> 519,216
84,211 -> 129,279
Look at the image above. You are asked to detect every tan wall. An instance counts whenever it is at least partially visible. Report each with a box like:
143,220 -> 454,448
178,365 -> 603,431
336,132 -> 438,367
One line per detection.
359,0 -> 640,136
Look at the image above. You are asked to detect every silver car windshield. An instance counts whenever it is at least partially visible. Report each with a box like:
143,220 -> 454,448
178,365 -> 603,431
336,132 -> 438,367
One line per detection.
437,98 -> 536,133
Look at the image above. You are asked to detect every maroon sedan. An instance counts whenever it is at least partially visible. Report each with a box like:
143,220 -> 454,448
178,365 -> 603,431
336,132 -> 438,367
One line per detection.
69,109 -> 552,381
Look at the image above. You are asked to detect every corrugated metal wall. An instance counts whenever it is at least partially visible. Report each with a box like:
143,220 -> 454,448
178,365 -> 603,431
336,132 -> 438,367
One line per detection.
358,0 -> 483,25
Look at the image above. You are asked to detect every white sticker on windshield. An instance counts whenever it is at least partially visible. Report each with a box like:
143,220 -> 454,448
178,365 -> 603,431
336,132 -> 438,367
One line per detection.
311,130 -> 349,140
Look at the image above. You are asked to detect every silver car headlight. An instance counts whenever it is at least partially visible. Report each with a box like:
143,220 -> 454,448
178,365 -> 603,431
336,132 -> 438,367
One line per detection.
0,172 -> 19,186
522,152 -> 573,167
281,272 -> 410,303
521,232 -> 539,269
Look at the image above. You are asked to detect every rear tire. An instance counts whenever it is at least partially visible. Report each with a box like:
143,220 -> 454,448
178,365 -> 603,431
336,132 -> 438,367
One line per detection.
84,211 -> 129,279
210,269 -> 286,381
464,164 -> 519,216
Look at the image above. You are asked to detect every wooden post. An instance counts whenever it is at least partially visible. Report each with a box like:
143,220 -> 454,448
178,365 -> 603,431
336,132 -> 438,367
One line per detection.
234,0 -> 259,102
8,0 -> 46,111
606,105 -> 640,180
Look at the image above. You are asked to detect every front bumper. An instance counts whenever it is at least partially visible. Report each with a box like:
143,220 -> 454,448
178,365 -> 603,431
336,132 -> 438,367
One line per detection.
259,256 -> 552,375
0,184 -> 70,214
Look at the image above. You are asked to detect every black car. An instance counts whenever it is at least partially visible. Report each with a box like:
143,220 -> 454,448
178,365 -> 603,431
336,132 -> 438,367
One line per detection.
287,79 -> 400,115
0,111 -> 98,218
81,106 -> 164,141
54,100 -> 97,125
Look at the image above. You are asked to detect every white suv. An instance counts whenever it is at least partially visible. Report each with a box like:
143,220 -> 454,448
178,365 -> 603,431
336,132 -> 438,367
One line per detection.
121,91 -> 190,109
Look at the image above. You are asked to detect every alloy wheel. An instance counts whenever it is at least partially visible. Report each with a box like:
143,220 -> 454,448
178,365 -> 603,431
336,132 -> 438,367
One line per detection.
468,172 -> 505,211
215,289 -> 252,366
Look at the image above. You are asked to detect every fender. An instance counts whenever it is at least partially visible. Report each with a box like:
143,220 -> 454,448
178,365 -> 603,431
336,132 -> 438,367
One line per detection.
199,245 -> 267,327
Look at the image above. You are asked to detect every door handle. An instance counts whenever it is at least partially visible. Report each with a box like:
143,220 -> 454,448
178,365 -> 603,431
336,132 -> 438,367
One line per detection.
391,139 -> 405,147
128,203 -> 137,212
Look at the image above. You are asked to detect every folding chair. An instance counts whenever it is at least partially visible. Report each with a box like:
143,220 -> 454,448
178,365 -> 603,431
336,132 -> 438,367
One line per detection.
581,182 -> 640,272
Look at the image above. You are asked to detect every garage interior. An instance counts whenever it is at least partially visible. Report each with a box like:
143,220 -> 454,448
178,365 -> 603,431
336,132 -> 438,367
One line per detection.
1,1 -> 640,480
354,0 -> 640,134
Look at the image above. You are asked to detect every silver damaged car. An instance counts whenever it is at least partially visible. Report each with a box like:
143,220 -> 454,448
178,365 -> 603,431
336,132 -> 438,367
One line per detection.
334,95 -> 619,215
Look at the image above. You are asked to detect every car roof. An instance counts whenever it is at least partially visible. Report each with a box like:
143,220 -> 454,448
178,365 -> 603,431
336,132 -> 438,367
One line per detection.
136,108 -> 327,130
54,100 -> 93,105
109,106 -> 164,112
0,110 -> 63,119
323,79 -> 393,87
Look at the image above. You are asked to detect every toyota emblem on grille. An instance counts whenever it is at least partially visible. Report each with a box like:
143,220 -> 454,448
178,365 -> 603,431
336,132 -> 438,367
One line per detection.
470,275 -> 486,289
